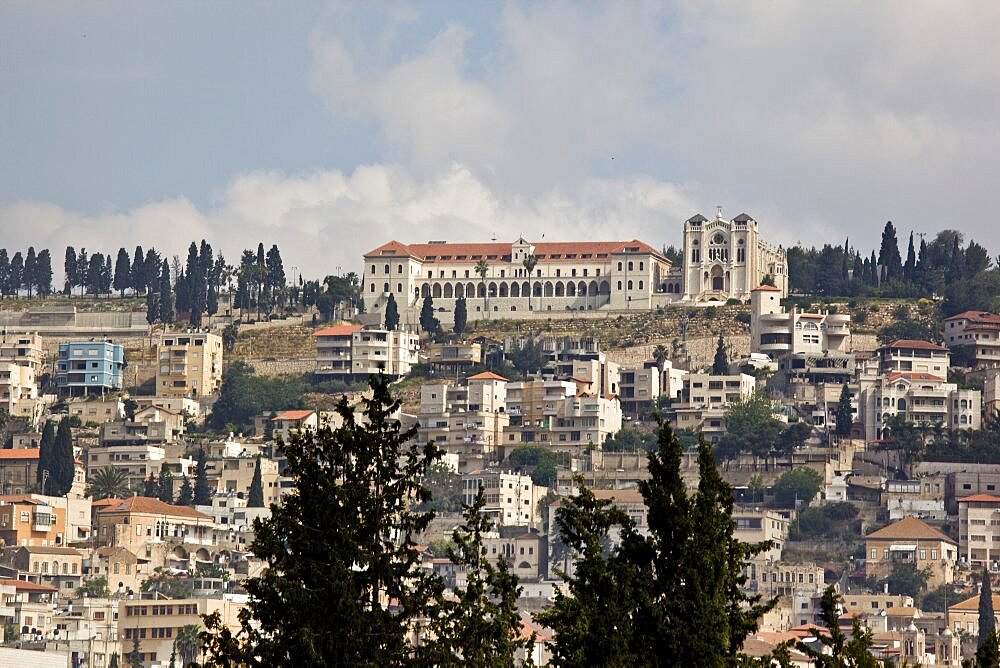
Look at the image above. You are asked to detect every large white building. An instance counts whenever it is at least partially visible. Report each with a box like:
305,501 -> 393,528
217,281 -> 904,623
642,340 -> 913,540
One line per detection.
681,210 -> 788,302
313,324 -> 419,380
361,212 -> 787,324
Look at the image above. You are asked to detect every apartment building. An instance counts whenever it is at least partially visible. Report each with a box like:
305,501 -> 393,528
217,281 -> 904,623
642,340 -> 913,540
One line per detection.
313,325 -> 419,379
55,341 -> 124,396
0,362 -> 41,424
120,597 -> 244,667
948,471 -> 1000,512
85,546 -> 148,594
876,339 -> 951,376
0,450 -> 40,496
461,470 -> 547,527
503,378 -> 578,446
884,477 -> 946,521
944,310 -> 1000,369
362,238 -> 672,326
423,341 -> 482,376
0,332 -> 44,371
732,508 -> 789,561
858,370 -> 981,441
87,444 -> 165,493
841,593 -> 914,614
95,497 -> 214,566
0,496 -> 66,547
205,454 -> 281,506
1,545 -> 84,592
47,596 -> 122,668
865,516 -> 957,587
549,391 -> 622,447
270,409 -> 318,442
155,332 -> 223,398
418,372 -> 511,459
948,593 -> 1000,636
68,398 -> 123,424
673,373 -> 757,442
746,559 -> 825,598
957,493 -> 1000,570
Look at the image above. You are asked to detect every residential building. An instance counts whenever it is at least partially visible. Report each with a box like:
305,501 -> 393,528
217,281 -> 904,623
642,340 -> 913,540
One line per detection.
548,391 -> 622,447
746,559 -> 824,599
0,361 -> 41,424
0,496 -> 66,547
0,332 -> 44,371
120,597 -> 244,667
865,516 -> 957,587
55,341 -> 124,396
0,545 -> 84,593
155,332 -> 223,398
418,373 -> 511,460
270,409 -> 318,442
423,341 -> 482,376
948,593 -> 1000,636
948,471 -> 1000,513
540,347 -> 620,397
94,497 -> 215,569
47,596 -> 122,668
858,369 -> 981,441
0,449 -> 40,495
673,373 -> 756,442
985,368 -> 1000,418
503,378 -> 577,447
98,421 -> 174,447
88,443 -> 165,491
483,527 -> 545,581
619,362 -> 660,418
204,453 -> 281,506
876,339 -> 951,376
1,577 -> 60,640
884,478 -> 947,521
944,310 -> 1000,369
957,493 -> 1000,569
313,325 -> 419,379
134,396 -> 202,422
461,470 -> 547,527
84,546 -> 147,594
733,508 -> 789,561
197,494 -> 270,550
841,593 -> 914,615
362,238 -> 672,326
681,210 -> 788,301
67,398 -> 124,424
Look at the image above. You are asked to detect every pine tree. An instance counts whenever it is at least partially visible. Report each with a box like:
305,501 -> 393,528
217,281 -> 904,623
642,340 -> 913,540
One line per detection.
835,383 -> 853,438
878,221 -> 903,281
416,488 -> 534,665
144,248 -> 160,295
420,294 -> 439,334
200,374 -> 442,666
64,247 -> 77,295
247,455 -> 264,507
177,475 -> 194,506
145,290 -> 160,326
194,449 -> 211,505
186,242 -> 205,326
712,334 -> 728,375
904,232 -> 917,282
869,251 -> 879,286
453,295 -> 468,335
114,248 -> 132,297
131,245 -> 145,293
175,270 -> 191,315
158,260 -> 175,324
796,586 -> 879,666
23,247 -> 36,298
0,249 -> 10,297
36,420 -> 55,487
50,418 -> 76,496
143,475 -> 159,499
384,293 -> 399,331
9,252 -> 23,297
36,249 -> 53,296
157,462 -> 174,504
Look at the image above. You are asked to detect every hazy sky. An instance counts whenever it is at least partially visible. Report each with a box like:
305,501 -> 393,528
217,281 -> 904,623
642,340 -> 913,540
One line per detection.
2,1 -> 999,279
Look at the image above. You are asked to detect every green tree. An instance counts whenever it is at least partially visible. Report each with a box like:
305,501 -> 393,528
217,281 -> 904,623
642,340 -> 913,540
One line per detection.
200,374 -> 442,666
158,260 -> 175,324
222,322 -> 239,354
77,575 -> 112,598
475,259 -> 489,315
64,247 -> 78,295
509,338 -> 546,376
878,221 -> 903,282
383,293 -> 399,331
142,475 -> 159,499
522,253 -> 538,311
883,414 -> 925,477
86,466 -> 131,500
712,334 -> 729,375
453,295 -> 467,335
980,567 -> 997,658
193,449 -> 211,506
34,249 -> 52,296
247,455 -> 264,507
49,418 -> 76,496
417,489 -> 533,665
880,560 -> 930,598
127,630 -> 143,667
114,248 -> 132,297
157,462 -> 174,504
176,475 -> 194,506
109,653 -> 120,668
419,294 -> 440,334
175,623 -> 201,667
771,468 -> 822,508
124,398 -> 139,422
36,420 -> 55,487
716,393 -> 783,467
835,383 -> 853,437
796,586 -> 880,667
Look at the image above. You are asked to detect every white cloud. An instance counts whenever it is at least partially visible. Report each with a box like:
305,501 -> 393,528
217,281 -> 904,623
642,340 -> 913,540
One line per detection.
0,164 -> 697,282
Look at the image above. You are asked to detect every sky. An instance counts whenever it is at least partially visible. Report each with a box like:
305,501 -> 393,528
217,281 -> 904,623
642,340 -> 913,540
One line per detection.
2,1 -> 999,281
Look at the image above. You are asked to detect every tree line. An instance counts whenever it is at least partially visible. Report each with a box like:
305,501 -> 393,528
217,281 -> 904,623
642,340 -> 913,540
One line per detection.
786,223 -> 999,316
0,247 -> 54,297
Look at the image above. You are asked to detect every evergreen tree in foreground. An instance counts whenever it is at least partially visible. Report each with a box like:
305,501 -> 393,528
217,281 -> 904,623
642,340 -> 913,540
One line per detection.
537,420 -> 776,666
978,567 -> 999,668
176,475 -> 194,506
50,418 -> 76,496
453,295 -> 468,335
384,293 -> 399,331
201,374 -> 442,666
835,383 -> 853,438
712,334 -> 729,375
419,294 -> 439,334
193,449 -> 211,506
415,488 -> 533,665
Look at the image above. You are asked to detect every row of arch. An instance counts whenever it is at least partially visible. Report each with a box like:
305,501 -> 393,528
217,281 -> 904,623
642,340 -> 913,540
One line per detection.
420,280 -> 612,300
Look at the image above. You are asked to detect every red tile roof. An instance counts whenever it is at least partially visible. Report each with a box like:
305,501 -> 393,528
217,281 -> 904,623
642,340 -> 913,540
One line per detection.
467,371 -> 508,382
0,578 -> 57,593
878,339 -> 949,351
751,284 -> 782,292
364,239 -> 664,262
0,449 -> 39,460
866,516 -> 955,544
885,371 -> 946,383
0,495 -> 43,505
949,594 -> 1000,612
271,409 -> 316,422
98,496 -> 211,520
944,310 -> 1000,323
313,324 -> 363,337
958,494 -> 1000,504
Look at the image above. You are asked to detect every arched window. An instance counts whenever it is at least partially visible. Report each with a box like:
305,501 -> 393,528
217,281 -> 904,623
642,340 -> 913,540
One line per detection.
510,283 -> 520,298
444,284 -> 453,298
544,282 -> 554,297
477,284 -> 486,298
639,262 -> 644,270
384,264 -> 390,275
567,282 -> 576,297
617,281 -> 623,290
396,283 -> 402,293
627,280 -> 633,290
638,280 -> 644,290
555,282 -> 565,297
617,262 -> 623,271
499,283 -> 509,297
383,282 -> 389,293
627,261 -> 633,271
533,282 -> 542,297
577,281 -> 586,296
488,282 -> 498,297
432,283 -> 442,298
667,284 -> 673,293
455,283 -> 465,298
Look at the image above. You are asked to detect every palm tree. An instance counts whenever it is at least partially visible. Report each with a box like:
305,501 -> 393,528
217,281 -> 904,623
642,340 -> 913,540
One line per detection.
653,343 -> 669,392
474,259 -> 489,317
86,466 -> 130,500
175,624 -> 201,667
521,254 -> 538,311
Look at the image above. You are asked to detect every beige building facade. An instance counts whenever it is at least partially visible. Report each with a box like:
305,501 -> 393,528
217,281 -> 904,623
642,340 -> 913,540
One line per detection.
155,332 -> 223,398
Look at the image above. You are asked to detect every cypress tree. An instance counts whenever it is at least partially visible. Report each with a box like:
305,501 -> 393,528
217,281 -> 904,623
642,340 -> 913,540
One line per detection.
420,294 -> 439,334
131,245 -> 145,293
157,462 -> 174,504
36,420 -> 55,487
453,296 -> 467,335
35,249 -> 53,297
114,248 -> 132,297
878,221 -> 903,281
177,475 -> 194,506
869,251 -> 879,286
50,418 -> 76,496
904,232 -> 917,282
63,247 -> 77,295
143,475 -> 159,499
10,252 -> 23,297
835,383 -> 853,437
979,567 -> 997,653
200,374 -> 442,666
23,247 -> 36,298
712,334 -> 728,375
384,293 -> 399,331
193,449 -> 211,505
145,290 -> 160,326
247,455 -> 264,508
0,249 -> 10,296
158,260 -> 175,324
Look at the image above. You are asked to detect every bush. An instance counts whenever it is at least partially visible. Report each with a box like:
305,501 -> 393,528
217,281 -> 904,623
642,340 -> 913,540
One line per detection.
771,467 -> 823,508
854,309 -> 868,324
703,306 -> 718,319
822,502 -> 858,521
735,313 -> 751,325
892,304 -> 910,320
726,298 -> 742,306
794,507 -> 832,538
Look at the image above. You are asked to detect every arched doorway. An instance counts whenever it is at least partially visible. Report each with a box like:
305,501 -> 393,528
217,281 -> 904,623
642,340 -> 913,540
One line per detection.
711,265 -> 724,291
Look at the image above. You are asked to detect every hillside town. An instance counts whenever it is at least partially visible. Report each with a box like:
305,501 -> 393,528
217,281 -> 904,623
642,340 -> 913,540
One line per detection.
0,214 -> 993,667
